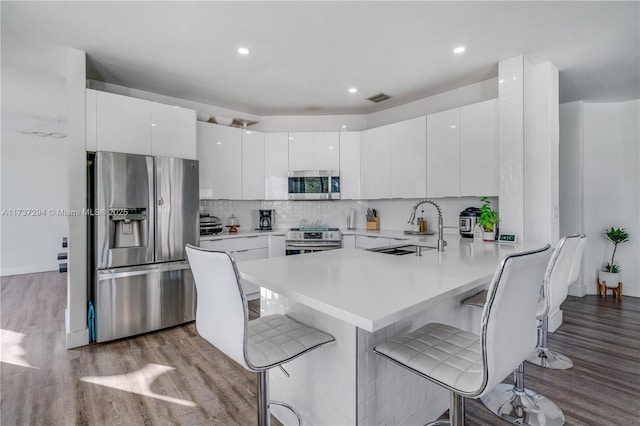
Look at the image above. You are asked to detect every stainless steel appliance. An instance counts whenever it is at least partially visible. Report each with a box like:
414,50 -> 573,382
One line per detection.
459,207 -> 482,238
200,213 -> 223,235
288,170 -> 340,200
90,151 -> 199,342
285,228 -> 342,255
258,209 -> 274,230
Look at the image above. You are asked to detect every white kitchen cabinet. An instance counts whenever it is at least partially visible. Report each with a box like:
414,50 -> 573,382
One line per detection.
199,235 -> 268,300
391,116 -> 427,198
339,132 -> 361,199
93,90 -> 152,155
314,132 -> 340,170
268,234 -> 286,258
241,130 -> 266,200
197,121 -> 242,199
460,99 -> 498,196
342,235 -> 356,249
361,125 -> 392,199
87,89 -> 197,159
427,108 -> 461,197
265,132 -> 289,200
288,132 -> 315,171
355,235 -> 390,249
150,102 -> 197,160
288,132 -> 340,171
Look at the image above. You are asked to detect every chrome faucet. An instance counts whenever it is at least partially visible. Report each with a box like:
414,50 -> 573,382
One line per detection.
408,200 -> 446,252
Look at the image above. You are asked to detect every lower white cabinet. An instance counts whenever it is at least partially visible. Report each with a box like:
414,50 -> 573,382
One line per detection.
342,235 -> 356,249
200,236 -> 268,300
355,235 -> 391,249
268,235 -> 286,258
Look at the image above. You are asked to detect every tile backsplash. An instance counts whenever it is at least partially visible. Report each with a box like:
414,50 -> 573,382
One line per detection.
200,197 -> 497,233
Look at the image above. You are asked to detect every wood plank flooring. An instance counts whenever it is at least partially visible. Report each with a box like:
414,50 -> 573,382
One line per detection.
1,271 -> 638,425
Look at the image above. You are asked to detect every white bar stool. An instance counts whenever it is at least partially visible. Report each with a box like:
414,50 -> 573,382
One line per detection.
527,234 -> 587,369
374,244 -> 551,426
479,235 -> 585,425
186,245 -> 335,426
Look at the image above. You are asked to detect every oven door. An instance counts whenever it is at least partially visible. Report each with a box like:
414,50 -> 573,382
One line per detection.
285,242 -> 341,256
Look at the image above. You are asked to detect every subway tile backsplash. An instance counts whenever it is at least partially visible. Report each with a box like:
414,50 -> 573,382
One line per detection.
200,197 -> 496,233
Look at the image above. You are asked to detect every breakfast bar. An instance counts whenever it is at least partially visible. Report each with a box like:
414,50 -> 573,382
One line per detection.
237,238 -> 533,425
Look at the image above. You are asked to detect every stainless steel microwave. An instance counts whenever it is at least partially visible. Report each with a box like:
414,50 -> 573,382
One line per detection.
288,170 -> 340,200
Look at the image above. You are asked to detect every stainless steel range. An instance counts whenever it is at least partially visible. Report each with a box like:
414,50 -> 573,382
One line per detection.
285,228 -> 342,255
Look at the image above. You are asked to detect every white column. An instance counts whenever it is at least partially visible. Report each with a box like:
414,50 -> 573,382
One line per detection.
498,55 -> 560,246
65,48 -> 89,348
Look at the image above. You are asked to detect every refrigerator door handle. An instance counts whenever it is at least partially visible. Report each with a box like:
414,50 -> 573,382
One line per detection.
97,261 -> 191,280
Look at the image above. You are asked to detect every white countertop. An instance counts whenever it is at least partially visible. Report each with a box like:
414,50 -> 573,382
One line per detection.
237,238 -> 540,332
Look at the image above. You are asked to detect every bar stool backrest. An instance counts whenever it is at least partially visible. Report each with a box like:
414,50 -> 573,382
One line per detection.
545,235 -> 587,317
479,244 -> 551,397
186,244 -> 250,371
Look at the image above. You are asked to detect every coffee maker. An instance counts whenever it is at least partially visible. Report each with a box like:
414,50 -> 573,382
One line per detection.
258,209 -> 274,230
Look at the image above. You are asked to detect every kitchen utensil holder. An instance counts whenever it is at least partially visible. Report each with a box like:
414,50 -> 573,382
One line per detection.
366,217 -> 380,230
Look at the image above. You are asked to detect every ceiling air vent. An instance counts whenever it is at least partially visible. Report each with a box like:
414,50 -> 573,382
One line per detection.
366,93 -> 390,103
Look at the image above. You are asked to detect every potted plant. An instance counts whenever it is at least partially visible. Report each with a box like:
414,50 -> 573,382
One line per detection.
478,196 -> 499,242
599,227 -> 629,285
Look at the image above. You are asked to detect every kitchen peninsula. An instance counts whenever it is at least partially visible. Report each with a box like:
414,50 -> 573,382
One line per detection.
238,238 -> 540,425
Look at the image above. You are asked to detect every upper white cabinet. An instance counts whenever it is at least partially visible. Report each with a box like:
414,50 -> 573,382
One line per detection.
391,116 -> 427,198
150,102 -> 197,159
426,99 -> 498,197
241,130 -> 266,200
427,108 -> 461,197
198,122 -> 242,199
361,125 -> 392,199
460,99 -> 498,196
86,89 -> 196,159
288,132 -> 340,171
265,132 -> 289,200
339,132 -> 361,199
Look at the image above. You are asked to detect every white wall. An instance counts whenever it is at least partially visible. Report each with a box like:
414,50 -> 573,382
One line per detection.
0,66 -> 69,276
582,100 -> 639,297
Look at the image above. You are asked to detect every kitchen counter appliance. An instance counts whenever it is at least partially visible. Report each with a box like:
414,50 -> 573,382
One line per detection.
285,228 -> 342,255
200,214 -> 223,235
89,151 -> 199,343
459,207 -> 482,238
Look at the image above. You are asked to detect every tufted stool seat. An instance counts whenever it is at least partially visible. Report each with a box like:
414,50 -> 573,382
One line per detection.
375,244 -> 552,426
186,245 -> 334,426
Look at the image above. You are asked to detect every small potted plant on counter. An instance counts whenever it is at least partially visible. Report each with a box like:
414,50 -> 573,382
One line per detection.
478,196 -> 499,242
599,227 -> 629,286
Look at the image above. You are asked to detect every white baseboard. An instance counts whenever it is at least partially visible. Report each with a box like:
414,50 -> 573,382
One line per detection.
0,262 -> 59,277
548,309 -> 563,332
65,308 -> 89,348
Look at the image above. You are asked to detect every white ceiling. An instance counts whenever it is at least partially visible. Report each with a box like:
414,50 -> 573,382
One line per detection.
2,1 -> 639,116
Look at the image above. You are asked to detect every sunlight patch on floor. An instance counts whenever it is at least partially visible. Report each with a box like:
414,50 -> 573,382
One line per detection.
0,329 -> 38,369
80,363 -> 198,407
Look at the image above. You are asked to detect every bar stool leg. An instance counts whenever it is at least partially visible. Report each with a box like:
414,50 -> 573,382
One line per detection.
481,363 -> 565,425
526,317 -> 574,369
427,392 -> 465,426
257,371 -> 271,426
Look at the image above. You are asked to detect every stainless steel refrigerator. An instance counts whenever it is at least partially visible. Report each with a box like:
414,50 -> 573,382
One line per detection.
91,151 -> 199,342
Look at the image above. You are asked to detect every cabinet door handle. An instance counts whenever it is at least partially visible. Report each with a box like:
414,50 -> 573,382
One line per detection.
246,236 -> 259,238
235,249 -> 249,253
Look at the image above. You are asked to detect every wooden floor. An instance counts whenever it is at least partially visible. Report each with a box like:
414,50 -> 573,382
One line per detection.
1,272 -> 638,425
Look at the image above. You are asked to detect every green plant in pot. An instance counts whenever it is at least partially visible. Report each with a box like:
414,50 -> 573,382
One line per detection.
599,227 -> 629,285
478,197 -> 499,241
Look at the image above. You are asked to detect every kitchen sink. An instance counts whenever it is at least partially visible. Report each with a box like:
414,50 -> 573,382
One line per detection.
367,244 -> 436,256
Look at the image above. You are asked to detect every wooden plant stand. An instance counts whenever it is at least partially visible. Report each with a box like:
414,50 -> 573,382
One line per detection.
597,277 -> 623,300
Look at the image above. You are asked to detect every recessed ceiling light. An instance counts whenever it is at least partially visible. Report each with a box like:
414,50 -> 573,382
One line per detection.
341,125 -> 347,129
238,47 -> 250,55
453,46 -> 466,54
450,125 -> 457,129
348,87 -> 358,94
